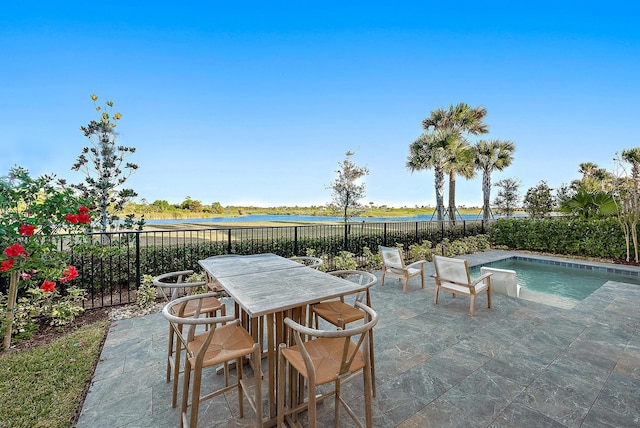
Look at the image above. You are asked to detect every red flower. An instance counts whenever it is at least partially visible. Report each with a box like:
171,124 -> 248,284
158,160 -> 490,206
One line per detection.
60,265 -> 79,283
19,224 -> 36,236
65,213 -> 79,224
40,280 -> 56,293
1,259 -> 14,272
77,213 -> 91,224
4,243 -> 25,258
78,205 -> 89,214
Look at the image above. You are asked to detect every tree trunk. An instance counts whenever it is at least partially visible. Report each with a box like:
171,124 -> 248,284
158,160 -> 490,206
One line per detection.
448,171 -> 456,225
482,170 -> 492,221
3,271 -> 19,351
434,164 -> 445,221
632,219 -> 639,263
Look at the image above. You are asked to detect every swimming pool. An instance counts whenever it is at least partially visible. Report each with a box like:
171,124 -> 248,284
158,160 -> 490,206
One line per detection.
470,257 -> 640,302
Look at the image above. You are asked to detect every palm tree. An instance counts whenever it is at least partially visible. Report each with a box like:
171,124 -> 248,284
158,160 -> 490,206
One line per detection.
406,130 -> 457,221
421,103 -> 489,220
578,162 -> 598,180
444,138 -> 476,222
474,139 -> 516,220
422,103 -> 489,135
560,189 -> 616,219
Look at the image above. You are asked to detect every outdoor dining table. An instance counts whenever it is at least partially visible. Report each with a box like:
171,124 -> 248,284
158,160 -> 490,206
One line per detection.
198,253 -> 372,424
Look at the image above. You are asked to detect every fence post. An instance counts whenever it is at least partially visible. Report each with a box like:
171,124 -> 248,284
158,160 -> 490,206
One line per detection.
383,223 -> 387,246
344,224 -> 349,251
463,220 -> 467,237
227,229 -> 232,254
294,226 -> 299,255
135,232 -> 141,290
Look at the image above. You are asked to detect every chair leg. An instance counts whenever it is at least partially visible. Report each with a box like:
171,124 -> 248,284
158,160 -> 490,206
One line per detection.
167,324 -> 174,382
363,359 -> 373,428
181,360 -> 192,428
370,329 -> 377,397
189,362 -> 203,428
335,379 -> 341,427
308,380 -> 317,428
380,270 -> 386,286
469,294 -> 476,316
172,329 -> 182,408
237,357 -> 244,418
402,275 -> 408,293
487,286 -> 492,309
434,285 -> 439,304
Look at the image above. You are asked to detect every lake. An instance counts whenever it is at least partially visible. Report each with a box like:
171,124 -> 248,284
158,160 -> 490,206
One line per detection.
145,213 -> 497,225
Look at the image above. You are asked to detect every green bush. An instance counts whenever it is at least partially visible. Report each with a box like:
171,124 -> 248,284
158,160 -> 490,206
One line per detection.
490,217 -> 626,259
136,275 -> 157,309
409,240 -> 433,261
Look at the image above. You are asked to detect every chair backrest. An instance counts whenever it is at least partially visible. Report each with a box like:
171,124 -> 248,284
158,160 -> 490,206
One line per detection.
284,301 -> 378,377
328,270 -> 377,303
153,270 -> 207,302
163,293 -> 236,354
290,256 -> 323,269
379,246 -> 405,269
433,255 -> 471,286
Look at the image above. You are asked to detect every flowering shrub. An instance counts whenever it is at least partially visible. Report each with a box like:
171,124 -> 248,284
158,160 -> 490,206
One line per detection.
0,166 -> 91,350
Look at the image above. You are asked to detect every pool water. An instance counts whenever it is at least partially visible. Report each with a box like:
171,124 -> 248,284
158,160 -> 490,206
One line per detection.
470,258 -> 640,301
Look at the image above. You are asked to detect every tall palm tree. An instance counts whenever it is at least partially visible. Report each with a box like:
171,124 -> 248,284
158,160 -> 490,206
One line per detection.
444,138 -> 476,222
421,103 -> 489,220
406,130 -> 457,221
422,103 -> 489,135
474,139 -> 516,220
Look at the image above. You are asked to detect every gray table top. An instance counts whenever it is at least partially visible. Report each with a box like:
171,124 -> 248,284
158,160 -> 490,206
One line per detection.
199,254 -> 366,317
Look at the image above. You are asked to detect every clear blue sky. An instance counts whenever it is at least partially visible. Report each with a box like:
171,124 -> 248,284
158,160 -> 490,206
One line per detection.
1,1 -> 638,208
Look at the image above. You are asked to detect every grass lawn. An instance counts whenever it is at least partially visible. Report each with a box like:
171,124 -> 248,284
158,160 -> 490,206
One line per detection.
0,320 -> 109,427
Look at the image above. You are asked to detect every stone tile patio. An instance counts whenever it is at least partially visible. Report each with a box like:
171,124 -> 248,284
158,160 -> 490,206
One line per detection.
77,250 -> 640,427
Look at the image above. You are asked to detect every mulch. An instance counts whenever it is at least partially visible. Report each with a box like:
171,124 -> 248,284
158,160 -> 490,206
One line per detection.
7,307 -> 111,353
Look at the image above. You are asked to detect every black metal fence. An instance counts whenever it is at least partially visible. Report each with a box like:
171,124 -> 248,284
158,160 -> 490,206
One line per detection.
5,219 -> 491,309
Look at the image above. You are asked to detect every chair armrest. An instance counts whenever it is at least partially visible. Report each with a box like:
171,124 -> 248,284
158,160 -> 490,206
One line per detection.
406,260 -> 427,270
471,272 -> 492,286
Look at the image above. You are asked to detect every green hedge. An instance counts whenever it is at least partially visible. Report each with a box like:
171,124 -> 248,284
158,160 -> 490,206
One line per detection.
490,217 -> 626,259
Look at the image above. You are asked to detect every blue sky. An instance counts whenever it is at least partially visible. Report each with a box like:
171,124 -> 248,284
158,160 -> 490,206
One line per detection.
1,1 -> 638,208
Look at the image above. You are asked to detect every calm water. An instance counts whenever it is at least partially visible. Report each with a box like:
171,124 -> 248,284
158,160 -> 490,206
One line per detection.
471,258 -> 640,301
146,213 -> 497,225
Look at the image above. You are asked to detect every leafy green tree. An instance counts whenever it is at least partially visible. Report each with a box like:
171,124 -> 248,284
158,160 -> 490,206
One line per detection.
613,148 -> 640,262
211,202 -> 224,214
493,178 -> 521,217
328,151 -> 369,223
70,95 -> 141,233
523,181 -> 555,219
152,200 -> 171,211
474,139 -> 516,220
555,183 -> 576,207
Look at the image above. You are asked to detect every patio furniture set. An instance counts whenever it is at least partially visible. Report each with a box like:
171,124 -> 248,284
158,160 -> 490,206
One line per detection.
153,248 -> 493,427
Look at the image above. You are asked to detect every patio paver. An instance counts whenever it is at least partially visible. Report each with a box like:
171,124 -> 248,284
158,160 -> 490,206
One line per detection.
77,250 -> 640,427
